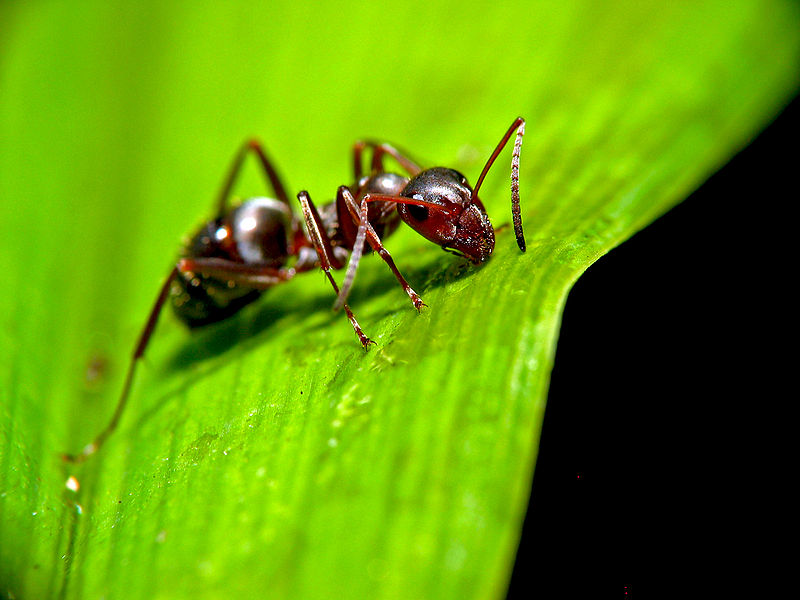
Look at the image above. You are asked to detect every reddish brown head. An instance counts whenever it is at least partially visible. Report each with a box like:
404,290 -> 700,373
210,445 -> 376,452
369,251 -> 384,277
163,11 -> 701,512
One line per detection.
398,167 -> 495,263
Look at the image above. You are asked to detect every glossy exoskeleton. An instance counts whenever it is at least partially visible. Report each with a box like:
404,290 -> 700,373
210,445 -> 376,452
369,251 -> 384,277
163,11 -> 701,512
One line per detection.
306,116 -> 526,312
63,117 -> 525,462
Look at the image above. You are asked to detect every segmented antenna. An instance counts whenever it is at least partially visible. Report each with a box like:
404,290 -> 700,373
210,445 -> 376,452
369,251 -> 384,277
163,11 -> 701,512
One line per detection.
471,116 -> 526,252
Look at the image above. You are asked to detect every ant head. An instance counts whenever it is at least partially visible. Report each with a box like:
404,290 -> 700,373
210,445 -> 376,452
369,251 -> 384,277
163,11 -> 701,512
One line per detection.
398,167 -> 494,263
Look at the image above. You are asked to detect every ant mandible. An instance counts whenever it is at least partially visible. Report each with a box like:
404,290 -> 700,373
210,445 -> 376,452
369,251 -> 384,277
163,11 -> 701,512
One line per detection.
63,116 -> 525,463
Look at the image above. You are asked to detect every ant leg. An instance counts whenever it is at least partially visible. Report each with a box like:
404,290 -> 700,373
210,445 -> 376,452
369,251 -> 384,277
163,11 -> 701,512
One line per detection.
178,257 -> 296,289
245,139 -> 291,207
370,143 -> 422,177
215,139 -> 291,217
296,191 -> 375,348
335,186 -> 425,312
64,255 -> 295,463
471,117 -> 526,252
352,141 -> 369,181
215,142 -> 249,216
352,141 -> 422,180
63,267 -> 179,463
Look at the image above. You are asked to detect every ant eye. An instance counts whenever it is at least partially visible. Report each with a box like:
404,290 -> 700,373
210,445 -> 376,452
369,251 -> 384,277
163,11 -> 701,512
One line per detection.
407,204 -> 429,221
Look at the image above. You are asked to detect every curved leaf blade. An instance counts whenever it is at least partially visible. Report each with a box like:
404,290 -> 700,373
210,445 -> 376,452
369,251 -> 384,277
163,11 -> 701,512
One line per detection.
0,1 -> 797,598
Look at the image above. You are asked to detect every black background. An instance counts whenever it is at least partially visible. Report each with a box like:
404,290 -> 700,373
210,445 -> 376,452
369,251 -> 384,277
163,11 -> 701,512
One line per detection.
506,94 -> 797,597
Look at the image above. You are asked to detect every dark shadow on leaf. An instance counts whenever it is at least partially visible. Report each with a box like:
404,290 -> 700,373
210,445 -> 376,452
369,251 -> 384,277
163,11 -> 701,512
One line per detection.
159,242 -> 489,377
164,304 -> 291,372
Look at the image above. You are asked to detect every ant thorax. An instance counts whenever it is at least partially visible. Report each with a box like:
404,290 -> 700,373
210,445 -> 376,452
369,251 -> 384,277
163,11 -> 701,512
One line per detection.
333,172 -> 407,248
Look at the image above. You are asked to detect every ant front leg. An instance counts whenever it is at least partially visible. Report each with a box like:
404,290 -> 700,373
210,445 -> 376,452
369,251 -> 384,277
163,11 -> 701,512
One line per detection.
296,191 -> 375,349
352,141 -> 422,181
63,267 -> 179,463
335,186 -> 426,313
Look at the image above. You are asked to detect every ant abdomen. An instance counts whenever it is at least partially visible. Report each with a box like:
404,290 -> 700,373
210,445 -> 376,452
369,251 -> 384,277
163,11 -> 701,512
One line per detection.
229,198 -> 294,264
171,274 -> 262,327
171,198 -> 293,327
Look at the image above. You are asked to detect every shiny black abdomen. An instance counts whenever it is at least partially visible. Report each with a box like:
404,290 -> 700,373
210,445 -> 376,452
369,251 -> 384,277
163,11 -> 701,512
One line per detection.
170,198 -> 293,327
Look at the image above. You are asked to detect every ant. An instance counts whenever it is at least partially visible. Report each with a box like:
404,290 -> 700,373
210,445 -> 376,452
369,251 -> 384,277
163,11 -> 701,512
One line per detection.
63,116 -> 525,463
301,116 -> 526,315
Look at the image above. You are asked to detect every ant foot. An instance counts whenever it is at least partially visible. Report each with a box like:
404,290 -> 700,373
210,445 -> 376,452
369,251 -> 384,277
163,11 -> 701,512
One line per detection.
411,294 -> 427,312
359,336 -> 377,350
61,443 -> 96,464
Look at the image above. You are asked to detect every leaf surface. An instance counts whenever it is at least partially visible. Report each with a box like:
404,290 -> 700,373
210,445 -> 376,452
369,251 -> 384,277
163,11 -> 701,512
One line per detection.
0,1 -> 797,598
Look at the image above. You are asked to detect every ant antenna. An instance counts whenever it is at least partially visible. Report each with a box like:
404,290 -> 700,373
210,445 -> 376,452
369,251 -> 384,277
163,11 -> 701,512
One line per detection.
471,117 -> 526,252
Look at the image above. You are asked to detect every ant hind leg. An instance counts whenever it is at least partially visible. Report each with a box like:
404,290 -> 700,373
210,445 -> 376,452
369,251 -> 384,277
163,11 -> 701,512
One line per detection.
63,267 -> 180,463
351,141 -> 422,181
215,139 -> 292,217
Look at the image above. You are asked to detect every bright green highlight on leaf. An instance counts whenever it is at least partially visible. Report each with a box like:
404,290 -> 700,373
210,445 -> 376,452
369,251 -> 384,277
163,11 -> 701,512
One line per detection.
0,1 -> 797,598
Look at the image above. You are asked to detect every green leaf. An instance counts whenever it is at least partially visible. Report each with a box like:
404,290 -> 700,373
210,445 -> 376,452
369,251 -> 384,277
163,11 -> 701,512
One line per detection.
1,1 -> 797,598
